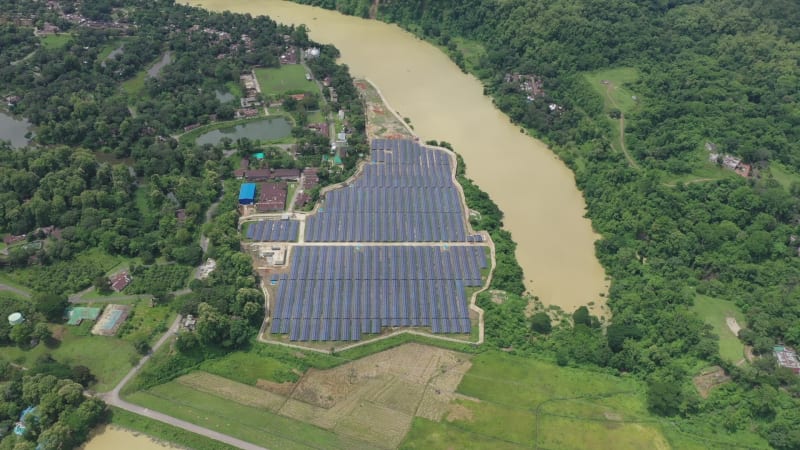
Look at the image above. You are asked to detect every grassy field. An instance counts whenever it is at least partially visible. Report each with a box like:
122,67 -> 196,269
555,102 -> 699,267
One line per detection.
117,301 -> 176,345
39,33 -> 72,49
584,67 -> 640,115
255,65 -> 320,95
199,350 -> 300,384
662,159 -> 740,186
125,381 -> 374,450
122,68 -> 148,95
225,80 -> 243,98
2,322 -> 137,392
768,161 -> 800,191
306,110 -> 325,124
110,407 -> 240,450
692,294 -> 746,362
400,351 -> 766,449
452,36 -> 486,71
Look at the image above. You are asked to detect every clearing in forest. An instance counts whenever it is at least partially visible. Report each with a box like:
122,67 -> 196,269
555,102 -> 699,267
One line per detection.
692,294 -> 747,363
584,67 -> 640,169
255,65 -> 320,95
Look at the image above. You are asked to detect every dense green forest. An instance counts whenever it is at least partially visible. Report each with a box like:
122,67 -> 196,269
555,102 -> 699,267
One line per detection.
293,0 -> 800,447
0,0 -> 370,445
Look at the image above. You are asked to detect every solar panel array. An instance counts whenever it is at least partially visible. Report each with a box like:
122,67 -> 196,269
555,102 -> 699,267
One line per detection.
304,140 -> 468,242
272,245 -> 487,341
246,220 -> 300,242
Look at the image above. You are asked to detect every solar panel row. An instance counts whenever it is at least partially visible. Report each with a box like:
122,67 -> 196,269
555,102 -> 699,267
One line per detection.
305,140 -> 469,242
272,245 -> 486,341
306,212 -> 467,242
246,220 -> 300,242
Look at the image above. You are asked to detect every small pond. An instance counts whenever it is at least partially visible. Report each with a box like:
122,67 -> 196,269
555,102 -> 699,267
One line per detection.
195,117 -> 292,145
0,112 -> 31,148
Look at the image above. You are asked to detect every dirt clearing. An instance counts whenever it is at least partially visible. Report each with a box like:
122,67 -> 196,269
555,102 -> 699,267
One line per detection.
692,366 -> 730,399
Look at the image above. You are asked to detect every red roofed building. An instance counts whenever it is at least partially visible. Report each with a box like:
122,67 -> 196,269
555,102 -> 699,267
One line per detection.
110,272 -> 132,292
256,182 -> 288,212
290,93 -> 306,101
270,168 -> 301,181
244,168 -> 272,181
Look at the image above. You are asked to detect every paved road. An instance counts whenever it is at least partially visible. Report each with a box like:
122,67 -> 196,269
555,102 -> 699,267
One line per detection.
101,315 -> 269,450
0,283 -> 32,299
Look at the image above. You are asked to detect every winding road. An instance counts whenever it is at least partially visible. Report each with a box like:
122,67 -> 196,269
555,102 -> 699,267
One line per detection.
101,315 -> 268,450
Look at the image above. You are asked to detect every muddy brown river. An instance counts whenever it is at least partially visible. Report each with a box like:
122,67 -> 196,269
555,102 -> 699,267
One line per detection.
190,0 -> 608,314
81,426 -> 178,450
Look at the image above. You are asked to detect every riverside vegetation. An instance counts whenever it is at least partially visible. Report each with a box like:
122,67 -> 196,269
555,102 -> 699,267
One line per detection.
289,0 -> 800,447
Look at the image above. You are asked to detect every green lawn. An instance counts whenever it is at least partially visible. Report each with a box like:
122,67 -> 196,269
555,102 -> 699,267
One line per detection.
225,80 -> 243,98
692,294 -> 746,362
117,301 -> 176,345
39,33 -> 72,50
584,67 -> 640,115
122,68 -> 148,95
662,158 -> 740,186
2,323 -> 137,392
401,351 -> 766,449
768,161 -> 800,191
255,65 -> 320,95
125,381 -> 374,450
306,110 -> 325,124
452,36 -> 486,70
199,350 -> 301,385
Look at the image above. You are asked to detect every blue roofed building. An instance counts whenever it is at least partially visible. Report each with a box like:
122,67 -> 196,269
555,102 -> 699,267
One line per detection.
239,183 -> 256,205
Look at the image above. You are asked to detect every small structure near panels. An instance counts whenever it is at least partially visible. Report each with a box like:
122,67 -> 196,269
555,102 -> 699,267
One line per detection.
91,304 -> 131,336
239,183 -> 257,205
774,346 -> 800,374
66,307 -> 101,326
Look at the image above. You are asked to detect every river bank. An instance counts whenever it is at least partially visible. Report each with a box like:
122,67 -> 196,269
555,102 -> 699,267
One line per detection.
188,0 -> 608,315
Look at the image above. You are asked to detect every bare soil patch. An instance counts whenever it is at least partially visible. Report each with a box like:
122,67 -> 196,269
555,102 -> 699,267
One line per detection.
726,316 -> 741,336
692,366 -> 730,399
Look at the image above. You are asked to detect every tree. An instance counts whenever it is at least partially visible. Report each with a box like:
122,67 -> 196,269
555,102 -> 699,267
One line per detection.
132,337 -> 151,355
93,276 -> 111,294
572,306 -> 591,327
10,322 -> 33,347
647,378 -> 683,416
32,293 -> 68,322
530,312 -> 552,334
33,323 -> 51,343
70,365 -> 95,387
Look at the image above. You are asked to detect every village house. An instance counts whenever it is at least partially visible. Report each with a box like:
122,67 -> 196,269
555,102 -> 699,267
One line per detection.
255,182 -> 288,212
109,271 -> 132,292
774,346 -> 800,374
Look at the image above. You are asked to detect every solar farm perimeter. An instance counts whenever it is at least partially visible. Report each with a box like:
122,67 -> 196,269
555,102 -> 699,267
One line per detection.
244,140 -> 493,346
